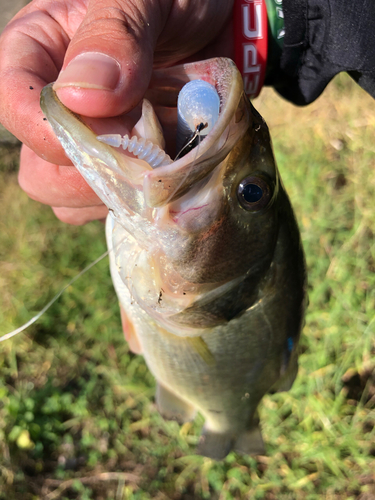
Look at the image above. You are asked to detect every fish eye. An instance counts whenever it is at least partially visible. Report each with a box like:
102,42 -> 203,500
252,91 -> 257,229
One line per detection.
237,176 -> 272,211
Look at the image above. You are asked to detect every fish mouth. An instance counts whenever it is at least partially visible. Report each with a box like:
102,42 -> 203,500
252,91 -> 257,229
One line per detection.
40,58 -> 249,216
40,59 -> 276,334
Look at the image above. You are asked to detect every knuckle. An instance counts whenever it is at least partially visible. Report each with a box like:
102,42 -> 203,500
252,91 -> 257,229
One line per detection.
76,1 -> 159,46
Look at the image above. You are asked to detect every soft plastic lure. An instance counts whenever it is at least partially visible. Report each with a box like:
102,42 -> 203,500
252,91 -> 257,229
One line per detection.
97,79 -> 220,166
96,134 -> 173,168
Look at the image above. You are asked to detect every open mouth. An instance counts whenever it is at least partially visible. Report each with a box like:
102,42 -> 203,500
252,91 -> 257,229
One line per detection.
40,58 -> 248,214
96,78 -> 221,168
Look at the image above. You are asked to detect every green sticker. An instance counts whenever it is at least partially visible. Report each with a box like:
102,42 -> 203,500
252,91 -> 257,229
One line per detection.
265,0 -> 285,50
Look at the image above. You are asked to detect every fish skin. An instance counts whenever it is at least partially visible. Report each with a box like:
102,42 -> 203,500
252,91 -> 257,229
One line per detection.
40,58 -> 307,459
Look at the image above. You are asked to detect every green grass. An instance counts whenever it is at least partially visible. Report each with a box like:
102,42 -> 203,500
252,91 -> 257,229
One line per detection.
0,73 -> 374,499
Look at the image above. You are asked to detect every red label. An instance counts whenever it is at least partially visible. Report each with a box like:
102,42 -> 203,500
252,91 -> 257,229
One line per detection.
234,0 -> 268,98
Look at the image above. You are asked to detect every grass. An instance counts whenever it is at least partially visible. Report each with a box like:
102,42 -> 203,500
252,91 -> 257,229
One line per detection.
0,73 -> 374,499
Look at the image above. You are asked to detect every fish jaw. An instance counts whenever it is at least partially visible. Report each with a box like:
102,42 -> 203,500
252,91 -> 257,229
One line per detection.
40,83 -> 151,233
40,58 -> 248,240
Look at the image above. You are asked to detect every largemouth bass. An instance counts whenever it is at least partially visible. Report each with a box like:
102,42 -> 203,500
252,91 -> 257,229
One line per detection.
40,58 -> 307,460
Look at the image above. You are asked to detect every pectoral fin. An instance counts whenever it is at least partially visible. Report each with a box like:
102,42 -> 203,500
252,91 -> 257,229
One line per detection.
120,306 -> 142,354
270,347 -> 299,393
186,337 -> 215,365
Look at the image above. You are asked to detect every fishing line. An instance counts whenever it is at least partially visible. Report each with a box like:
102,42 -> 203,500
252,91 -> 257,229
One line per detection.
162,123 -> 204,206
174,122 -> 208,161
0,249 -> 110,343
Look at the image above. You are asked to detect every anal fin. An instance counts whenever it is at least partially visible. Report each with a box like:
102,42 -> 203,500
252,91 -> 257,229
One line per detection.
156,383 -> 196,423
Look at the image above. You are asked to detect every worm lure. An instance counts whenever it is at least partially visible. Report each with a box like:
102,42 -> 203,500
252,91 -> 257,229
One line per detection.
97,79 -> 221,168
96,134 -> 173,169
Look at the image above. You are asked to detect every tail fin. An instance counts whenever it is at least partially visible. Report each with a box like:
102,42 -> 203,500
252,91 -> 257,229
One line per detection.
197,420 -> 265,459
197,429 -> 234,460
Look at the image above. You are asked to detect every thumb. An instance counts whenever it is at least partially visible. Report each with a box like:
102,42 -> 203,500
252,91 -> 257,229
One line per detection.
54,0 -> 172,117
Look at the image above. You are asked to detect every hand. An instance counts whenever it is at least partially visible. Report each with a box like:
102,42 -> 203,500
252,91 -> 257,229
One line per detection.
0,0 -> 234,225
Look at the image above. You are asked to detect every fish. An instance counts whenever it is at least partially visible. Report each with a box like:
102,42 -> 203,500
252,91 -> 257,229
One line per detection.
40,57 -> 307,460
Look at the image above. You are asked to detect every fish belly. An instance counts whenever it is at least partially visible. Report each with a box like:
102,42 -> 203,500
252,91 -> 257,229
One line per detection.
105,215 -> 294,458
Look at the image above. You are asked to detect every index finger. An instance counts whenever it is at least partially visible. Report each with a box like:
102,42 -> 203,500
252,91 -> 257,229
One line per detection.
0,1 -> 83,165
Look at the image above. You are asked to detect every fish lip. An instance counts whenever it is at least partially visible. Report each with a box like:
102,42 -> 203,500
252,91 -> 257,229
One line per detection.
40,59 -> 249,219
143,59 -> 249,208
40,83 -> 152,187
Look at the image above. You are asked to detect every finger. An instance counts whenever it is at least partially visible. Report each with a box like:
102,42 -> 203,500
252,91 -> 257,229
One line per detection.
18,144 -> 103,207
0,2 -> 83,165
0,2 -> 138,165
54,0 -> 173,117
52,205 -> 108,225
